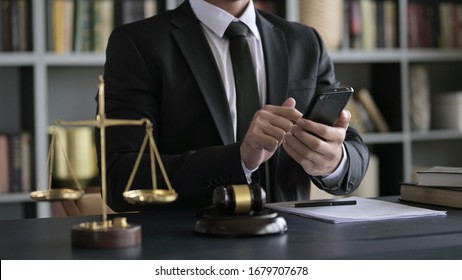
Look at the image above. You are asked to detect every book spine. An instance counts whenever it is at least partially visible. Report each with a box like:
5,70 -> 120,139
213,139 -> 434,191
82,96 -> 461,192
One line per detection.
455,2 -> 462,48
407,1 -> 419,48
51,0 -> 75,53
424,0 -> 439,48
360,0 -> 377,49
74,0 -> 94,52
0,134 -> 10,193
93,0 -> 114,53
8,134 -> 21,193
348,0 -> 362,49
401,184 -> 462,209
1,0 -> 12,51
52,0 -> 64,53
10,0 -> 19,51
17,0 -> 31,51
20,132 -> 31,193
439,1 -> 455,48
383,0 -> 397,48
416,2 -> 430,48
376,0 -> 385,48
46,0 -> 53,51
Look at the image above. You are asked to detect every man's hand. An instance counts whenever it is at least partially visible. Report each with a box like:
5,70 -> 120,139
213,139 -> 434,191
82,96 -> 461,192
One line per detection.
283,110 -> 351,176
240,98 -> 302,170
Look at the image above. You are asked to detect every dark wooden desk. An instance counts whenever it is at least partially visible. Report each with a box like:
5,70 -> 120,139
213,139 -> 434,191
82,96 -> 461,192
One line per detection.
1,197 -> 462,259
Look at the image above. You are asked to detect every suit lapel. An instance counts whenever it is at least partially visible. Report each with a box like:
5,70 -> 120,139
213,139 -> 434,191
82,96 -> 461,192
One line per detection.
256,13 -> 289,106
168,5 -> 290,145
170,3 -> 234,145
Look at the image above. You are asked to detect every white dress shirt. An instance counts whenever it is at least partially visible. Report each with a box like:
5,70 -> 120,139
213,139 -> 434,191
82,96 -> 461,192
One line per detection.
190,0 -> 266,140
189,0 -> 347,186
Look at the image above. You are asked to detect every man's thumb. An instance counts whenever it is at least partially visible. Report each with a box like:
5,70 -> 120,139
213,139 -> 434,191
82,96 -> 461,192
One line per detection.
282,97 -> 296,108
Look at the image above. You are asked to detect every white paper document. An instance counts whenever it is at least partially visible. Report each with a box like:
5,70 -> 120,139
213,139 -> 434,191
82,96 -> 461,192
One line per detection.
266,196 -> 447,223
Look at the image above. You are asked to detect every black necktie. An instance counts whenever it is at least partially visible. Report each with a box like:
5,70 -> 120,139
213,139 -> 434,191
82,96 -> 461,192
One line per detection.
224,21 -> 261,141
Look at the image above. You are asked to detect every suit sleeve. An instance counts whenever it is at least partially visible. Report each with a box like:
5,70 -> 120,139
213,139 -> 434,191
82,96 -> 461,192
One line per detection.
310,126 -> 370,195
308,28 -> 370,195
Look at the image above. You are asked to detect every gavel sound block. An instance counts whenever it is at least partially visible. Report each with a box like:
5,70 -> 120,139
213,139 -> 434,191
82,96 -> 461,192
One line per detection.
194,184 -> 287,236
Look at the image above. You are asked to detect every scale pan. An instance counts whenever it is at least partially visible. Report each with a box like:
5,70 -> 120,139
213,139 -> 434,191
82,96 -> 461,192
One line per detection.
123,189 -> 178,204
30,189 -> 84,201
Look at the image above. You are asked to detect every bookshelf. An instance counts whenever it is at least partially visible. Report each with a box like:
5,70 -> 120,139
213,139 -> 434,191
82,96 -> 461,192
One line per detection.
1,0 -> 462,219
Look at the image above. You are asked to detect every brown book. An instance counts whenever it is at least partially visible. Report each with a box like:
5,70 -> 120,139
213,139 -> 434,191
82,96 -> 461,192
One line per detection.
8,134 -> 21,192
20,132 -> 31,192
400,182 -> 462,209
349,0 -> 362,49
17,0 -> 31,51
1,0 -> 12,51
0,134 -> 10,193
345,99 -> 374,133
354,88 -> 389,132
407,1 -> 419,48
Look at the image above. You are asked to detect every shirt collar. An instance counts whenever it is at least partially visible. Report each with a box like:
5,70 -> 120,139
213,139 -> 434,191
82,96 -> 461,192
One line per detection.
190,0 -> 260,40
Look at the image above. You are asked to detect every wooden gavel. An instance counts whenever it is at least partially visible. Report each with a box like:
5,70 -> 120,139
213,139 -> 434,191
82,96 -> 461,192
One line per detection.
213,184 -> 266,215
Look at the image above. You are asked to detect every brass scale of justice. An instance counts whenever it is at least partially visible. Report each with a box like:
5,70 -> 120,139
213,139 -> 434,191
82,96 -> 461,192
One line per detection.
30,76 -> 287,249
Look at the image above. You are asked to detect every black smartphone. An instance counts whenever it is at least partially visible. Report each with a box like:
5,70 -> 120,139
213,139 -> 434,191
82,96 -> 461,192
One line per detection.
303,86 -> 354,126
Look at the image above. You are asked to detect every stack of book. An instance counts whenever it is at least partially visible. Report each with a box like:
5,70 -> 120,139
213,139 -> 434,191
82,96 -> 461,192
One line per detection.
400,166 -> 462,209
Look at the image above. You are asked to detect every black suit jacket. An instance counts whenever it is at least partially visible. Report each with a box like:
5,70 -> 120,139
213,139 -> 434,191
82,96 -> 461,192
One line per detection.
99,1 -> 369,212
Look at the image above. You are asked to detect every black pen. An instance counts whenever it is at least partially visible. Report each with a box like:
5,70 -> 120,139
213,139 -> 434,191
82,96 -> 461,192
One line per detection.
293,200 -> 357,208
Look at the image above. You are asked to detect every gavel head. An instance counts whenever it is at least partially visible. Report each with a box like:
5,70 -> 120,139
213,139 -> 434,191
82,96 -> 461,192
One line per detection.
213,184 -> 266,216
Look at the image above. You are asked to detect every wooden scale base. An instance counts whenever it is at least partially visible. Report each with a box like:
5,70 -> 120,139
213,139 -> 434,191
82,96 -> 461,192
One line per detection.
195,209 -> 287,236
71,218 -> 141,249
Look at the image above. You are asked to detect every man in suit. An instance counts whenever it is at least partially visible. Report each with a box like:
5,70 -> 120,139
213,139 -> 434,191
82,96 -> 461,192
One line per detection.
99,0 -> 369,212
